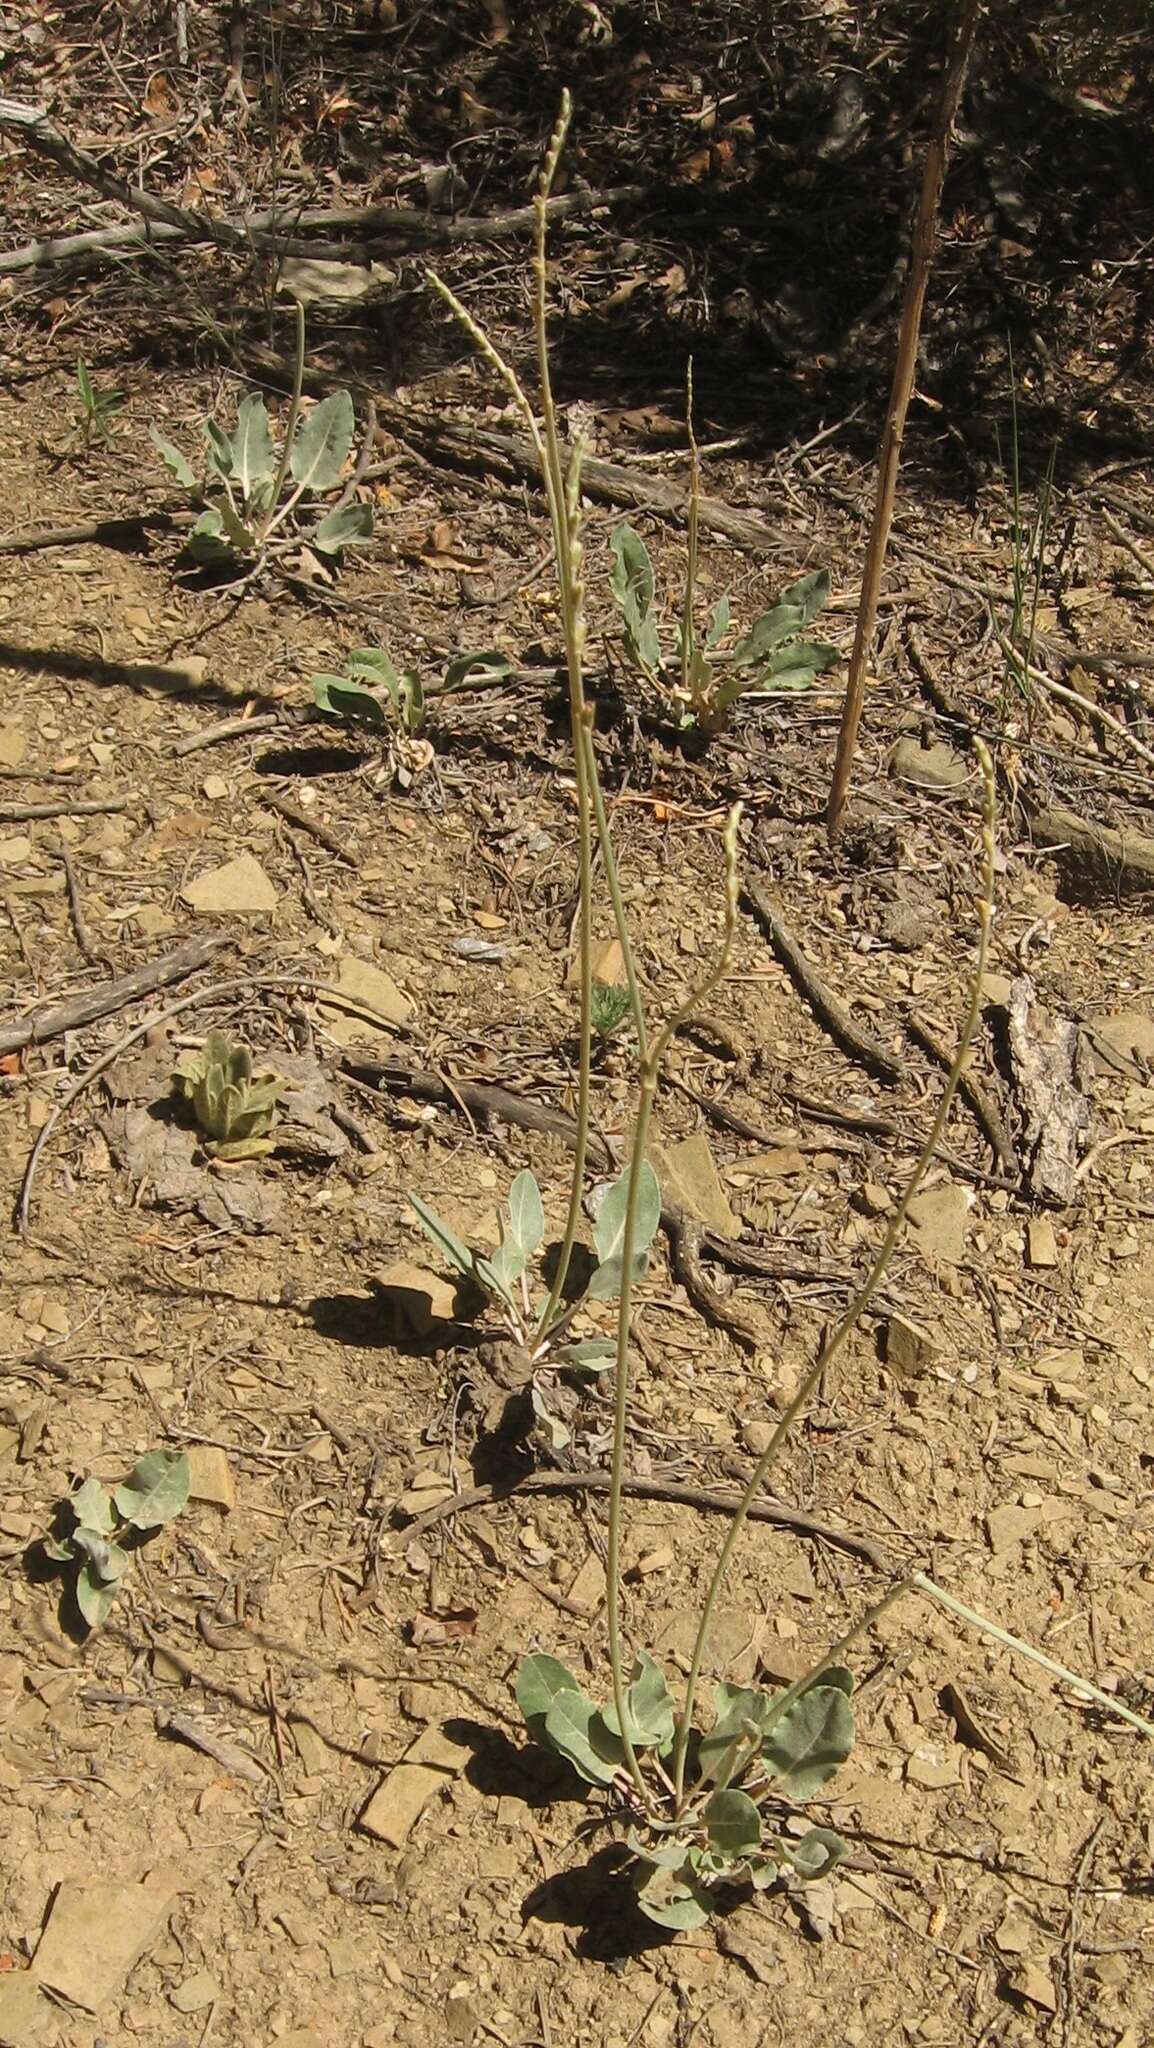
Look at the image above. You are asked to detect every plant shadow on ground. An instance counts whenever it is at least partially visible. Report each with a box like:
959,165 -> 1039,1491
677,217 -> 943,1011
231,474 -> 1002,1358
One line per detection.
0,638 -> 266,708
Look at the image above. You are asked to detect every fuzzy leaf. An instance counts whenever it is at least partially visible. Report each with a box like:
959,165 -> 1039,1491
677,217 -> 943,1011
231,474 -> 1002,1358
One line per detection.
72,1526 -> 132,1581
114,1450 -> 190,1530
408,1195 -> 478,1280
603,1650 -> 675,1750
345,647 -> 402,695
70,1477 -> 115,1534
635,1865 -> 711,1931
187,507 -> 234,564
747,640 -> 840,695
552,1337 -> 617,1371
290,390 -> 355,492
517,1653 -> 580,1741
704,1787 -> 762,1859
705,592 -> 732,650
776,566 -> 831,628
230,394 -> 277,501
474,1250 -> 518,1309
312,674 -> 391,730
592,1162 -> 661,1267
507,1171 -> 545,1260
442,650 -> 513,692
583,1249 -> 649,1302
610,525 -> 662,678
149,425 -> 197,488
75,1561 -> 122,1628
217,497 -> 255,553
785,1826 -> 848,1881
762,1685 -> 854,1800
204,419 -> 234,479
542,1690 -> 623,1786
312,502 -> 374,554
698,1684 -> 774,1787
399,670 -> 425,735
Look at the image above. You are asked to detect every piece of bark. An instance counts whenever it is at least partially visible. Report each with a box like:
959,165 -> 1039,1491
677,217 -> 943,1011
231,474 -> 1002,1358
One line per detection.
1006,976 -> 1089,1203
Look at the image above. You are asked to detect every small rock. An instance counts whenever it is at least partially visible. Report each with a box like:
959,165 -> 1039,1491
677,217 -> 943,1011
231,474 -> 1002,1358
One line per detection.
905,1742 -> 962,1789
981,973 -> 1013,1010
376,1260 -> 460,1333
986,1503 -> 1043,1553
994,1912 -> 1034,1956
0,835 -> 33,865
1007,1961 -> 1057,2013
566,1553 -> 604,1608
1026,1216 -> 1059,1269
906,1183 -> 974,1265
890,738 -> 968,792
649,1132 -> 739,1237
0,724 -> 27,768
320,955 -> 413,1042
201,775 -> 229,801
0,1968 -> 51,2045
170,1971 -> 220,2014
741,1419 -> 774,1457
32,1878 -> 174,2014
884,1314 -> 938,1372
854,1181 -> 891,1217
628,1545 -> 674,1579
1086,1008 -> 1154,1076
358,1723 -> 470,1847
182,852 -> 277,917
184,1443 -> 235,1511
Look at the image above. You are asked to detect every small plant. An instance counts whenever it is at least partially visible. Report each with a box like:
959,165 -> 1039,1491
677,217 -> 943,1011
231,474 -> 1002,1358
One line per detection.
410,1165 -> 660,1436
43,1451 -> 190,1627
519,1652 -> 854,1927
590,982 -> 631,1042
311,647 -> 512,742
173,1030 -> 286,1160
63,358 -> 126,453
608,373 -> 838,735
612,526 -> 838,734
150,302 -> 372,570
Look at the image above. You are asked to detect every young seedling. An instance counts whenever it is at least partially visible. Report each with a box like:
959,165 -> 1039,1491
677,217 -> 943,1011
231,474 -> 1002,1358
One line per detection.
590,982 -> 632,1042
311,646 -> 511,783
150,302 -> 372,572
43,1451 -> 190,1628
173,1030 -> 286,1161
61,358 -> 126,454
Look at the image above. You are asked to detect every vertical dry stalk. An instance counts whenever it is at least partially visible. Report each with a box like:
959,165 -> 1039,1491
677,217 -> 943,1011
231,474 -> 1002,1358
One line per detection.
826,0 -> 981,839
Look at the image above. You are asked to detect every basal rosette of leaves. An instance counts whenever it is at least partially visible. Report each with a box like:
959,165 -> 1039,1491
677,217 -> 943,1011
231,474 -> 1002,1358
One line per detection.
610,524 -> 840,735
150,387 -> 372,569
517,1650 -> 855,1929
172,1030 -> 286,1161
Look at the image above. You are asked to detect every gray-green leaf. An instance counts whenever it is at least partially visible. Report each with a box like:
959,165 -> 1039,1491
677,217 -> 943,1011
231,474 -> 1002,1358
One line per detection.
312,502 -> 374,554
70,1476 -> 115,1534
610,523 -> 655,621
635,1865 -> 711,1931
552,1337 -> 617,1371
187,507 -> 233,564
704,1786 -> 762,1859
114,1449 -> 190,1530
149,425 -> 197,489
762,1684 -> 855,1800
542,1690 -> 623,1786
204,419 -> 234,479
75,1560 -> 121,1628
705,593 -> 732,650
507,1171 -> 545,1260
583,1249 -> 649,1302
290,390 -> 355,492
785,1826 -> 848,1881
603,1650 -> 675,1750
592,1161 -> 661,1267
408,1195 -> 477,1280
517,1652 -> 580,1742
442,651 -> 513,692
312,674 -> 391,730
230,394 -> 276,501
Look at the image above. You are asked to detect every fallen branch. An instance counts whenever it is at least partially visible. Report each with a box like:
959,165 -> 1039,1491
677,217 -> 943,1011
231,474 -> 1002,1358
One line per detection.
0,98 -> 646,272
0,512 -> 184,556
396,415 -> 792,552
906,1010 -> 1019,1175
0,794 -> 134,824
0,934 -> 226,1057
1028,805 -> 1154,894
394,1465 -> 896,1574
742,882 -> 908,1083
